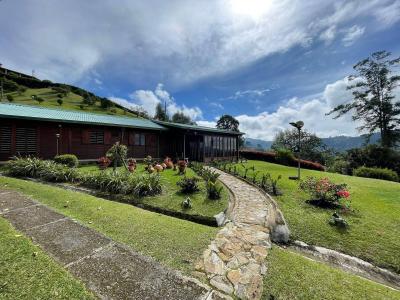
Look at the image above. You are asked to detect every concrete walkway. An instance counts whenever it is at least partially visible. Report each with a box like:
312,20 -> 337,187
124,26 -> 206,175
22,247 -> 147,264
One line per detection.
195,168 -> 288,300
0,190 -> 228,300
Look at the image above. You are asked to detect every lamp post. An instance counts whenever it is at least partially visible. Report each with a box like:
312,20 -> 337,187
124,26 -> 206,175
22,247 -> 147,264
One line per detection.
289,121 -> 304,180
56,133 -> 60,156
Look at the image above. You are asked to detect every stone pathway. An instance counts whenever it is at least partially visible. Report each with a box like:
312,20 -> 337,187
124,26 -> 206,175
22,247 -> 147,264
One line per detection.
0,190 -> 228,300
195,168 -> 289,300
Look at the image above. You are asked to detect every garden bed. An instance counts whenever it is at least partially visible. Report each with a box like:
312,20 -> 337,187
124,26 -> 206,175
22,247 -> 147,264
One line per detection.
222,160 -> 400,274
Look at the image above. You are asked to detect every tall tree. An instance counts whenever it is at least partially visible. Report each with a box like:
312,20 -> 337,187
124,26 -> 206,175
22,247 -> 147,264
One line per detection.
328,51 -> 400,148
271,129 -> 329,163
172,111 -> 196,125
154,103 -> 169,121
216,115 -> 240,132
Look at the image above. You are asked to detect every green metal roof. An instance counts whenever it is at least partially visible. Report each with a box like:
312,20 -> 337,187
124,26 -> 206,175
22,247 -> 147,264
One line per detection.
154,120 -> 243,135
0,103 -> 166,131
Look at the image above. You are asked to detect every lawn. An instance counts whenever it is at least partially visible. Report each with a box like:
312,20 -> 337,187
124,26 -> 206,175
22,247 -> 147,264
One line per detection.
226,160 -> 400,273
263,246 -> 400,300
6,87 -> 134,116
0,217 -> 94,300
78,164 -> 229,219
0,176 -> 219,274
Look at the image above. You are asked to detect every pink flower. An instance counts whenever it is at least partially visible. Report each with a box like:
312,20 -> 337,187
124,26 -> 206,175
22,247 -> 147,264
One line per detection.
337,190 -> 350,198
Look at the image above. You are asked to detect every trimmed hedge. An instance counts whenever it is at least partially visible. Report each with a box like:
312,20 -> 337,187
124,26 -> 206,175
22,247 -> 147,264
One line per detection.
239,150 -> 325,171
353,166 -> 399,182
54,154 -> 79,168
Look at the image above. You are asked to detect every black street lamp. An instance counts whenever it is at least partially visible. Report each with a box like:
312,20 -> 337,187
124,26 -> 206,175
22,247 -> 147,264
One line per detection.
56,133 -> 60,156
289,121 -> 304,180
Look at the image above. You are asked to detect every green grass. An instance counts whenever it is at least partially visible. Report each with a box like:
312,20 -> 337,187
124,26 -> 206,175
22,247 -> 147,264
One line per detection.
263,246 -> 400,300
227,160 -> 400,273
5,87 -> 134,116
0,176 -> 218,274
0,217 -> 94,300
78,164 -> 229,218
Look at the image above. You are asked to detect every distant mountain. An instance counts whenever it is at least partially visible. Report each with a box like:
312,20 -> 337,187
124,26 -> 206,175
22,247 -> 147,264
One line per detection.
245,133 -> 380,152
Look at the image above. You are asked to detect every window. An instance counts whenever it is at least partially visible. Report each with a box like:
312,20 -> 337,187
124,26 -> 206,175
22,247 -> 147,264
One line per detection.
89,131 -> 104,144
16,127 -> 37,154
134,133 -> 146,146
0,126 -> 12,153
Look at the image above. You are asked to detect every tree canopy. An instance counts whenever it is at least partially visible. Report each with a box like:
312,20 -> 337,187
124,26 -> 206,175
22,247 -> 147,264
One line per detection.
154,103 -> 169,121
327,50 -> 400,148
271,128 -> 330,164
216,115 -> 240,132
171,111 -> 196,125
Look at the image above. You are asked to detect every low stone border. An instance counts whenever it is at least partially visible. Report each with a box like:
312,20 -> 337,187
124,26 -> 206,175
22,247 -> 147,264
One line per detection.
290,240 -> 400,290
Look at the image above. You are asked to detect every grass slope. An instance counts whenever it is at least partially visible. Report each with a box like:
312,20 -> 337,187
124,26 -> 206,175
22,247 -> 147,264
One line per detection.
5,87 -> 133,116
79,164 -> 229,218
0,176 -> 218,274
0,217 -> 93,300
263,246 -> 400,300
229,160 -> 400,273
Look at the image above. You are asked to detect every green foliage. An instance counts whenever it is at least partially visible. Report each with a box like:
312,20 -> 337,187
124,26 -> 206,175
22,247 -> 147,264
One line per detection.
345,145 -> 400,175
299,176 -> 350,208
353,166 -> 399,182
327,158 -> 351,175
171,111 -> 196,125
202,169 -> 220,183
2,78 -> 19,92
181,197 -> 192,209
275,148 -> 295,165
154,102 -> 169,121
132,174 -> 162,197
57,98 -> 63,106
36,97 -> 44,104
5,156 -> 47,177
328,51 -> 400,148
100,97 -> 113,109
6,94 -> 14,102
143,155 -> 153,165
216,114 -> 240,132
176,176 -> 200,194
106,143 -> 128,168
54,154 -> 79,168
272,128 -> 331,164
206,181 -> 223,200
5,157 -> 79,183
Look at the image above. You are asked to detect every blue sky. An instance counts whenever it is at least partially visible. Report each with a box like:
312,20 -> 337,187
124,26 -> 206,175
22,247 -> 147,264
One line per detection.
1,0 -> 399,139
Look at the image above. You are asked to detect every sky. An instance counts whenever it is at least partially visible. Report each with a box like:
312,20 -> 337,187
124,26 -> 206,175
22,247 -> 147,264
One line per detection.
1,0 -> 399,140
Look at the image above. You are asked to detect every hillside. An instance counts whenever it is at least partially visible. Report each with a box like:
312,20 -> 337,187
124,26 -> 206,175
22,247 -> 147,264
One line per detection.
245,133 -> 380,152
0,67 -> 141,117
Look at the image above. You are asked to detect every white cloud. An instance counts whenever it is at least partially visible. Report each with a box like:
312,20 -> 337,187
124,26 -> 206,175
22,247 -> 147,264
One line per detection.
235,77 -> 361,140
319,25 -> 337,45
342,25 -> 365,46
0,0 -> 396,86
197,120 -> 217,128
113,83 -> 202,120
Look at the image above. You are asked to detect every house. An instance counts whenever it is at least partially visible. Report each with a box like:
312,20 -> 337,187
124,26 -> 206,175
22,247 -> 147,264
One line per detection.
0,103 -> 242,162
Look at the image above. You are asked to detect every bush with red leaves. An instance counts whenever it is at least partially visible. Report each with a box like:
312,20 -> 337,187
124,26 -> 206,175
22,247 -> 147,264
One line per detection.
239,150 -> 325,171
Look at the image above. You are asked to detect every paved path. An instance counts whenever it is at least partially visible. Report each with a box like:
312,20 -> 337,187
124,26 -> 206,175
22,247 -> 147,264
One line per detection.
196,168 -> 286,300
0,190 -> 229,300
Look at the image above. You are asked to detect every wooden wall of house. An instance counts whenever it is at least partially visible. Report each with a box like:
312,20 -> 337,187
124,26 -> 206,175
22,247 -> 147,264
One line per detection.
0,118 -> 161,161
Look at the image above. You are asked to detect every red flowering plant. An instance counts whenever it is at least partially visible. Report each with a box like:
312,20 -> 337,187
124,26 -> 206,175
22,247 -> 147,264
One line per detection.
97,156 -> 111,170
299,176 -> 350,208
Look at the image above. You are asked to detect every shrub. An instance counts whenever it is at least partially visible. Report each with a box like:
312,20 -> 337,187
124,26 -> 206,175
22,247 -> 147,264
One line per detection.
181,197 -> 192,209
206,181 -> 223,200
81,170 -> 131,194
5,157 -> 79,183
329,212 -> 348,228
97,156 -> 111,169
54,154 -> 79,168
328,158 -> 351,175
57,98 -> 63,106
37,161 -> 80,183
353,166 -> 399,182
202,168 -> 220,183
299,176 -> 350,208
239,150 -> 325,171
132,174 -> 162,197
6,94 -> 14,102
275,148 -> 295,166
106,143 -> 127,168
144,155 -> 153,165
5,156 -> 47,177
176,177 -> 200,194
177,160 -> 187,175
